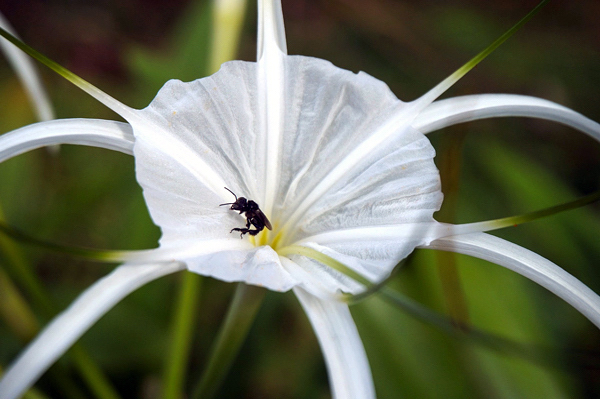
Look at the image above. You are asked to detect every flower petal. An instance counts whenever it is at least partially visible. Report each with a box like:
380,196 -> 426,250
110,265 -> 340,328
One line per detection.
120,240 -> 298,292
294,286 -> 375,399
0,262 -> 185,399
183,242 -> 298,292
0,12 -> 54,122
281,123 -> 441,245
421,232 -> 600,328
413,94 -> 600,142
257,0 -> 287,59
0,119 -> 134,163
256,0 -> 287,211
288,224 -> 446,297
277,100 -> 435,242
290,220 -> 546,297
281,253 -> 364,299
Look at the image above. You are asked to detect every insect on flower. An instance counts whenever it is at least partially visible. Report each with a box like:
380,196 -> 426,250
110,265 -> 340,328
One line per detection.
220,187 -> 272,238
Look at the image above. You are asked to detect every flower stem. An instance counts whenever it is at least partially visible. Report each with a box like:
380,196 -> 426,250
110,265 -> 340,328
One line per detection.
435,130 -> 470,325
417,0 -> 549,108
191,283 -> 266,399
459,190 -> 600,233
68,346 -> 121,399
162,273 -> 202,399
0,266 -> 39,340
0,26 -> 138,121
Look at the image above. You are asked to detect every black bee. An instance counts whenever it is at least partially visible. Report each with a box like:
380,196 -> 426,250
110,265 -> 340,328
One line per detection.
220,187 -> 272,238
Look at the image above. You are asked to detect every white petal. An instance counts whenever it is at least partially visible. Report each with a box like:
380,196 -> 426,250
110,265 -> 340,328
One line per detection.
422,232 -> 600,328
184,243 -> 298,292
0,12 -> 54,122
294,287 -> 375,399
121,240 -> 298,293
413,94 -> 600,143
281,253 -> 364,299
256,0 -> 287,59
0,119 -> 134,163
282,124 -> 441,244
257,38 -> 285,213
256,0 -> 287,212
298,222 -> 474,246
0,262 -> 185,399
131,64 -> 259,204
289,221 -> 521,297
278,104 -> 435,241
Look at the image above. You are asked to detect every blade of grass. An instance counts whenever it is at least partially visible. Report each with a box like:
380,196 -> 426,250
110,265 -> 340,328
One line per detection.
416,0 -> 549,107
162,273 -> 202,399
191,283 -> 266,399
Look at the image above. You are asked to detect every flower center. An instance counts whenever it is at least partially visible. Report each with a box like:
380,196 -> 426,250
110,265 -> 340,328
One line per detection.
251,221 -> 285,250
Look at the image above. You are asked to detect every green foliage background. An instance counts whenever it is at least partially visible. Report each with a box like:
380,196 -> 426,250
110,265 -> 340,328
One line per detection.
0,0 -> 599,398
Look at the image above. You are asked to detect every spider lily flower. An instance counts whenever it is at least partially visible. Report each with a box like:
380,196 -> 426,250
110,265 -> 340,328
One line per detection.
1,1 -> 600,398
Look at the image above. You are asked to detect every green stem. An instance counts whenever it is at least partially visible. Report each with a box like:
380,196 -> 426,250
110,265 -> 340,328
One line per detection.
0,26 -> 135,119
0,266 -> 39,340
191,283 -> 266,399
0,222 -> 122,262
417,0 -> 549,107
0,221 -> 52,316
69,345 -> 121,399
463,190 -> 600,232
435,130 -> 470,324
162,273 -> 202,399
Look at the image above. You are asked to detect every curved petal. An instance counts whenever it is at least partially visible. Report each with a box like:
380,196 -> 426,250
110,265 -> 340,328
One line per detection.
413,94 -> 600,143
282,123 -> 441,246
177,241 -> 298,292
0,12 -> 54,122
278,102 -> 434,241
0,262 -> 185,399
0,119 -> 134,163
292,222 -> 513,294
120,240 -> 298,293
256,0 -> 287,211
281,254 -> 364,299
257,0 -> 287,59
297,221 -> 480,246
294,287 -> 375,399
421,232 -> 600,328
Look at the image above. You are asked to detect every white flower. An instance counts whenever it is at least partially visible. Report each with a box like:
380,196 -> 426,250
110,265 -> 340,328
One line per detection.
1,1 -> 600,398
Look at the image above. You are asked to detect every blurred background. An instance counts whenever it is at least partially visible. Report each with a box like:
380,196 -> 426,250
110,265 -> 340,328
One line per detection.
0,0 -> 599,398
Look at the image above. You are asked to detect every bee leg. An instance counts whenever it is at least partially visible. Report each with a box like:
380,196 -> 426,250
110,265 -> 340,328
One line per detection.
230,227 -> 249,238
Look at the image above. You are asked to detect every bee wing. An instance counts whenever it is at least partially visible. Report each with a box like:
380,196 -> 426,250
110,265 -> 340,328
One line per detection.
257,209 -> 272,230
